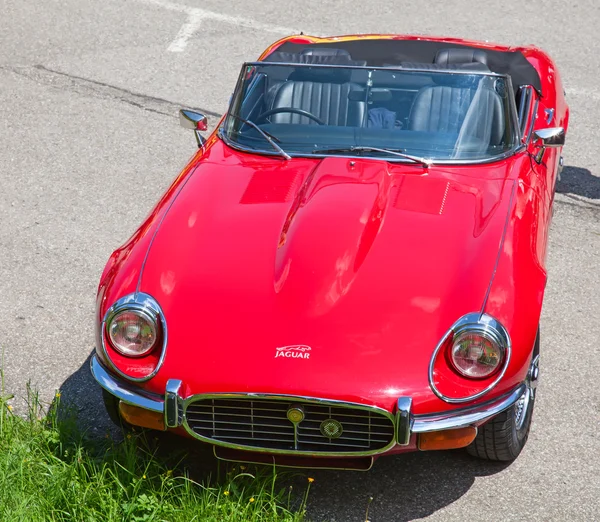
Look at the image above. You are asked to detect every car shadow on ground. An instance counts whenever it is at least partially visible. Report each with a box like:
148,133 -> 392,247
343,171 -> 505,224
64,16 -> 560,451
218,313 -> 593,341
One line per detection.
56,352 -> 121,440
55,351 -> 220,476
303,451 -> 508,521
557,165 -> 600,199
57,353 -> 510,521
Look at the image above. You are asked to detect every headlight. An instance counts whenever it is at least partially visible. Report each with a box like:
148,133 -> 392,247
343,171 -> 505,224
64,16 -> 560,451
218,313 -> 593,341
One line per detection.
450,330 -> 505,379
107,309 -> 158,357
429,312 -> 511,403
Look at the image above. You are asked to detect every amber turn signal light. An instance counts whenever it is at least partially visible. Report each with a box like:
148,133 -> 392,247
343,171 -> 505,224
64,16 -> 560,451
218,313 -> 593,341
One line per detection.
418,427 -> 477,451
119,402 -> 166,431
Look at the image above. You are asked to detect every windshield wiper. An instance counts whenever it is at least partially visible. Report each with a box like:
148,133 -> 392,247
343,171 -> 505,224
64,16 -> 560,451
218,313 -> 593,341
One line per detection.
312,146 -> 432,167
227,114 -> 291,160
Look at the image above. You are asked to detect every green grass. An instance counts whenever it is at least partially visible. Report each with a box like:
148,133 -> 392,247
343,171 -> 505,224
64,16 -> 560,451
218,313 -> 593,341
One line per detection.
0,384 -> 312,522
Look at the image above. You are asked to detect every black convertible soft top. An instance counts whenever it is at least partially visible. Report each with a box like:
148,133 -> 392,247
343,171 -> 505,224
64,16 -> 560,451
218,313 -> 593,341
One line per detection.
272,39 -> 541,94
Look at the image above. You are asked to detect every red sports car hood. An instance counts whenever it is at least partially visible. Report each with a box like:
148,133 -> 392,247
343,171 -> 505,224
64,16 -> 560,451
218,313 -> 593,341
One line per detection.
139,145 -> 516,413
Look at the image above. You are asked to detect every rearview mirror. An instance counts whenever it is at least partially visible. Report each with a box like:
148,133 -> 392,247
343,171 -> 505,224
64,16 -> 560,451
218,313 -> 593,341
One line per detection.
533,127 -> 565,148
179,109 -> 208,147
532,127 -> 565,164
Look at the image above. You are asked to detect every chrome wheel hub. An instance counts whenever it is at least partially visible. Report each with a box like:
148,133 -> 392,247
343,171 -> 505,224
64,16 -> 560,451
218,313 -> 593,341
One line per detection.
514,388 -> 529,429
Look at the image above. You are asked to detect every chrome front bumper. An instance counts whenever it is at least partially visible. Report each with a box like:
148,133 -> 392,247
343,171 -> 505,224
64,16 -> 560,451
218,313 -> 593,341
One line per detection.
91,355 -> 526,446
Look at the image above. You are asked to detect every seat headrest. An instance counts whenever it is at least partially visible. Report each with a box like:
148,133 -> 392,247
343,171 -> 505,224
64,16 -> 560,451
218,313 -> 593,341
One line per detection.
262,52 -> 364,83
264,51 -> 366,67
398,62 -> 488,71
301,47 -> 351,58
287,66 -> 354,83
393,62 -> 491,86
434,48 -> 489,66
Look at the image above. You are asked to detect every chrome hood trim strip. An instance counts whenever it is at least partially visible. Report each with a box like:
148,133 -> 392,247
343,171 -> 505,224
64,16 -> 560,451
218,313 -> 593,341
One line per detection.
480,180 -> 517,314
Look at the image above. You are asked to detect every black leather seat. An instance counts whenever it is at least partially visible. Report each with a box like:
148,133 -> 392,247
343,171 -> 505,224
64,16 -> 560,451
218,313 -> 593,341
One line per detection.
269,78 -> 366,126
408,53 -> 504,148
301,48 -> 354,59
408,84 -> 504,146
264,48 -> 366,66
265,48 -> 367,126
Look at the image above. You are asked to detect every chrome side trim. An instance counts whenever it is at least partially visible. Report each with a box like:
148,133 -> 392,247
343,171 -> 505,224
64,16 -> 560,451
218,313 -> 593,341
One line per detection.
396,397 -> 412,446
505,74 -> 522,145
90,355 -> 164,413
517,86 -> 528,133
428,313 -> 512,404
525,98 -> 540,145
413,383 -> 526,432
480,180 -> 517,314
100,292 -> 168,383
165,379 -> 183,428
181,393 -> 396,458
517,86 -> 533,139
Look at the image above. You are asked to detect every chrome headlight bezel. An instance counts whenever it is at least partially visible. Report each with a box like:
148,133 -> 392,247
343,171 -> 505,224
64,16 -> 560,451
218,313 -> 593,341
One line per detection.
100,292 -> 168,382
429,313 -> 511,404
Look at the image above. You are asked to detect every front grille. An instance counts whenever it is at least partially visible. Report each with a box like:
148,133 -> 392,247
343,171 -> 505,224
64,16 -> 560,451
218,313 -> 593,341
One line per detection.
184,397 -> 395,454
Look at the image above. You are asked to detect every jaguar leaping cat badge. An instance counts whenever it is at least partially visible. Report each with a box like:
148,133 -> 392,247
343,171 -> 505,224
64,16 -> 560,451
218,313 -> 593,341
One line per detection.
275,345 -> 311,359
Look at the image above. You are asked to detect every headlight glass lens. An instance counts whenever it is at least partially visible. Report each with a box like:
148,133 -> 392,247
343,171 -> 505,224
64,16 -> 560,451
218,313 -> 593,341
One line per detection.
450,330 -> 505,379
108,310 -> 157,357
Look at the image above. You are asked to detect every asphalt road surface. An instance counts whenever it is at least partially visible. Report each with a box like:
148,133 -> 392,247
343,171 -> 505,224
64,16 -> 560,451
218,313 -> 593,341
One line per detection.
1,1 -> 599,520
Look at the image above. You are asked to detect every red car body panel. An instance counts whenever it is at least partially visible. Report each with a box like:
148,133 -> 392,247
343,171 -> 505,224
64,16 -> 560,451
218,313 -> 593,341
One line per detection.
95,34 -> 568,454
131,146 -> 524,414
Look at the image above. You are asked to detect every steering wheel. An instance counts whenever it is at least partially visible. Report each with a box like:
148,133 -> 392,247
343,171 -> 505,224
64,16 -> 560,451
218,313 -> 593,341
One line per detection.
256,107 -> 325,125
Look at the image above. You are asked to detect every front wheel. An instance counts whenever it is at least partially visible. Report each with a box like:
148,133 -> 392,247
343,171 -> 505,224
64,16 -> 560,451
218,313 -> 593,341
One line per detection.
102,389 -> 134,431
466,330 -> 540,461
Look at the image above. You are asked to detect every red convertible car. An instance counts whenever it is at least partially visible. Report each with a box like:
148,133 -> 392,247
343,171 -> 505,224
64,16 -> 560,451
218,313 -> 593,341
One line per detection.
92,34 -> 568,470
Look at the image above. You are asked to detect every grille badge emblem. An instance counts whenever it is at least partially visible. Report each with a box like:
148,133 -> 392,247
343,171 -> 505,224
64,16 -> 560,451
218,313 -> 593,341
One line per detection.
287,406 -> 305,424
320,419 -> 343,439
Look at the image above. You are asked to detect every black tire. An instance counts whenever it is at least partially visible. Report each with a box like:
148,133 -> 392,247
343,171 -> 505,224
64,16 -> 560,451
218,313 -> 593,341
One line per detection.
102,389 -> 133,430
466,329 -> 539,462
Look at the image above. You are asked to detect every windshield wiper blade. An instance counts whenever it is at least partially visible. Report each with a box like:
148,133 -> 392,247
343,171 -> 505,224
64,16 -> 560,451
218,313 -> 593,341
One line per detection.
227,114 -> 291,160
312,146 -> 432,167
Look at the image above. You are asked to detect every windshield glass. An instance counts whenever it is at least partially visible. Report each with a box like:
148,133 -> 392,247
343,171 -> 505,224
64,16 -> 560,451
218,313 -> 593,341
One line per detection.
222,63 -> 519,163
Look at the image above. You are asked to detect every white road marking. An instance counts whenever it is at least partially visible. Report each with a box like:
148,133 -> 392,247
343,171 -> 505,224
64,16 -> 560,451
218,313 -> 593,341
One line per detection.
135,0 -> 301,52
167,11 -> 203,52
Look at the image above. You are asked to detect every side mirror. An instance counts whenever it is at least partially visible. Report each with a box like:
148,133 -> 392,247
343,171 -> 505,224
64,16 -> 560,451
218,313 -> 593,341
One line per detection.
179,109 -> 208,147
533,127 -> 565,148
532,127 -> 565,164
